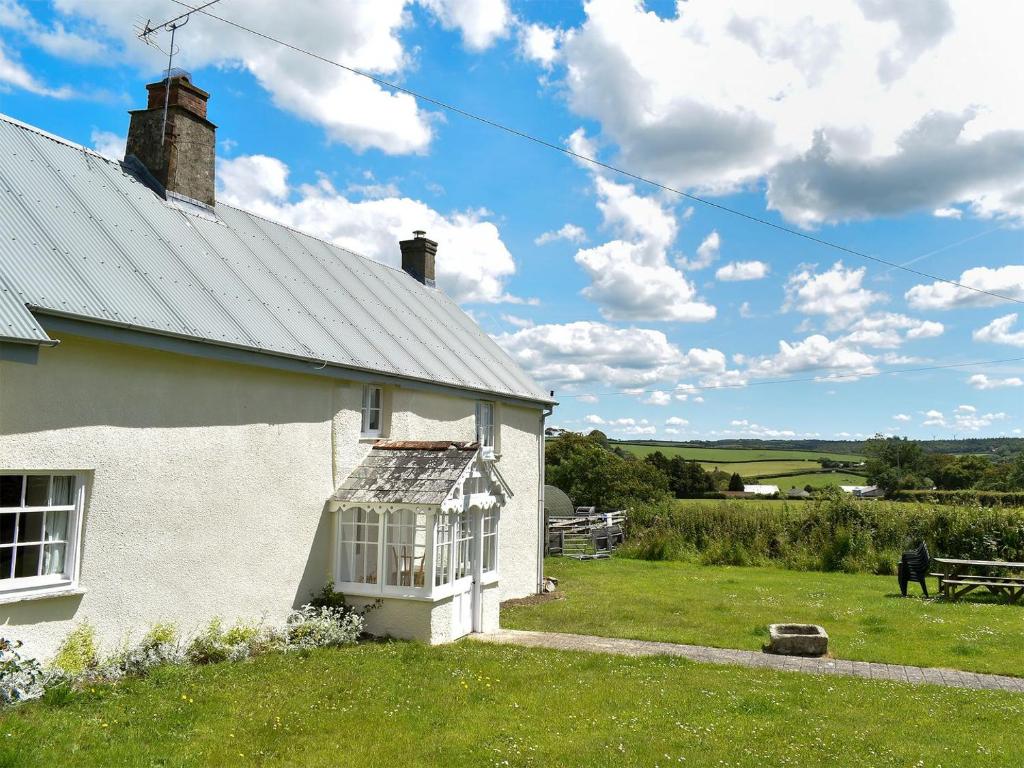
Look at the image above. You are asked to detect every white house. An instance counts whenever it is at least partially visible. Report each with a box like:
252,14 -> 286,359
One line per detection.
0,74 -> 554,658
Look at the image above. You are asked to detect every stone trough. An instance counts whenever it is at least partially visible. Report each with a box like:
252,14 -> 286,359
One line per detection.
764,624 -> 828,657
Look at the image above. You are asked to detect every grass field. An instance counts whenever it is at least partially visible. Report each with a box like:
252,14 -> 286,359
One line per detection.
3,642 -> 1022,767
695,459 -> 822,474
755,471 -> 869,488
618,443 -> 865,463
505,558 -> 1024,677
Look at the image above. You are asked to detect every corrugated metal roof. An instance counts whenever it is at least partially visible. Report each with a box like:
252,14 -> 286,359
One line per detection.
0,277 -> 51,344
333,444 -> 478,505
0,113 -> 551,403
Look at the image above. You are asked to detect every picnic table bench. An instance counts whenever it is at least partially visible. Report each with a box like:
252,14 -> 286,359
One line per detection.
932,557 -> 1024,603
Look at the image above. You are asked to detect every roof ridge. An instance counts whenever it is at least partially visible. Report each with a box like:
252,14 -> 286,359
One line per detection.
0,112 -> 428,284
0,111 -> 116,165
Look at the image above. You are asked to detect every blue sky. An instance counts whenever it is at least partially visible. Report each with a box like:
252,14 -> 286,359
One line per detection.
2,1 -> 1023,440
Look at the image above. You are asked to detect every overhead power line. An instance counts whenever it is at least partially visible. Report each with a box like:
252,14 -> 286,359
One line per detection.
558,354 -> 1024,398
169,0 -> 1024,308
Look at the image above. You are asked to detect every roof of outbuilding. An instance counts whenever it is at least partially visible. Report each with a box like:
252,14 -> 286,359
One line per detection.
0,113 -> 550,404
333,441 -> 479,506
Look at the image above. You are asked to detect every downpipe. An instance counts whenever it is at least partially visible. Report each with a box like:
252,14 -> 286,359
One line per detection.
537,401 -> 554,593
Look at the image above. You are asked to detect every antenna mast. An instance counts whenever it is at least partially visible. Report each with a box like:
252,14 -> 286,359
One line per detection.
137,1 -> 222,145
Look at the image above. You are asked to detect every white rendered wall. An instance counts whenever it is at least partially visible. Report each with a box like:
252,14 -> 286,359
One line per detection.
0,334 -> 542,658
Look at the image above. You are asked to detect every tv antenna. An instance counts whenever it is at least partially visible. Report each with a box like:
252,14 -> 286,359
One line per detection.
137,0 -> 222,144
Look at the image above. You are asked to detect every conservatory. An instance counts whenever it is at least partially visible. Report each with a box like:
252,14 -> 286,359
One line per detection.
330,441 -> 510,642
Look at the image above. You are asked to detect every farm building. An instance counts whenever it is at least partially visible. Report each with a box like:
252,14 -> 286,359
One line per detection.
743,484 -> 780,496
840,485 -> 884,498
0,74 -> 554,658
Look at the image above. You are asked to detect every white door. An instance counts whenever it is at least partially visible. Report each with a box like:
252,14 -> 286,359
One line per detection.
450,510 -> 477,639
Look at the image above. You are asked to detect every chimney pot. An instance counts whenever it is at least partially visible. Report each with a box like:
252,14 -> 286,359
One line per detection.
125,74 -> 217,207
400,231 -> 438,287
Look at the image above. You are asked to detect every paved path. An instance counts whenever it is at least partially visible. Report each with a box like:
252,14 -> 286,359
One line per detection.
472,629 -> 1024,693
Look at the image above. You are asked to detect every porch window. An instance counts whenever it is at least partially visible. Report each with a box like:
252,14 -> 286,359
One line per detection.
0,473 -> 82,596
361,385 -> 383,437
336,506 -> 501,600
385,509 -> 428,588
475,401 -> 495,450
337,507 -> 380,584
481,509 -> 498,576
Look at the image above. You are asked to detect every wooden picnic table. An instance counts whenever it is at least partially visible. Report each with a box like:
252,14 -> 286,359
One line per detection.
932,557 -> 1024,603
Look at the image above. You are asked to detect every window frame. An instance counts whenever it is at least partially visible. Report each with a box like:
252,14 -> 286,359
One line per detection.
475,401 -> 496,452
360,385 -> 384,438
0,472 -> 85,600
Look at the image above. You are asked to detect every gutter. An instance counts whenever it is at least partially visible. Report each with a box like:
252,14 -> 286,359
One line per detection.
537,401 -> 554,593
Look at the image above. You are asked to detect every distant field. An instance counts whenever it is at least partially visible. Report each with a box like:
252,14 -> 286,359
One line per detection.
695,459 -> 821,475
618,443 -> 865,463
759,471 -> 868,489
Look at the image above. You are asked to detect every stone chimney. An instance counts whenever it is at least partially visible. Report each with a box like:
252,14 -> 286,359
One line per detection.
125,71 -> 217,207
399,230 -> 438,287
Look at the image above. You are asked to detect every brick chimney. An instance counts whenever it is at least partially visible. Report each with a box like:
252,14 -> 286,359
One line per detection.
399,230 -> 438,287
125,71 -> 217,207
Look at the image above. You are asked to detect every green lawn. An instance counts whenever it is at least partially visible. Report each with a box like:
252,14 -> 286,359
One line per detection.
505,558 -> 1024,677
617,443 -> 865,463
695,459 -> 823,475
3,642 -> 1022,767
758,471 -> 868,488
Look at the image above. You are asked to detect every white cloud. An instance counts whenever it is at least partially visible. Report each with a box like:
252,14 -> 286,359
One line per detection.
518,22 -> 564,67
549,1 -> 1024,223
933,207 -> 962,219
919,406 -> 1009,431
968,373 -> 1024,390
0,39 -> 70,97
420,0 -> 512,51
52,1 -> 434,154
534,223 -> 586,246
739,301 -> 753,319
716,260 -> 769,281
573,176 -> 715,323
744,334 -> 876,378
494,320 -> 725,391
0,1 -> 106,64
973,313 -> 1024,348
666,416 -> 689,427
218,154 -> 519,304
726,419 -> 798,439
642,391 -> 672,406
840,313 -> 944,348
785,262 -> 885,325
906,266 -> 1024,310
582,414 -> 655,436
678,231 -> 721,271
893,413 -> 911,421
90,129 -> 125,161
577,394 -> 599,404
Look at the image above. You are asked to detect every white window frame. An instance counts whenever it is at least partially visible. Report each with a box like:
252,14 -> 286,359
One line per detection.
475,401 -> 496,453
361,385 -> 384,438
334,506 -> 500,602
480,508 -> 499,584
0,472 -> 85,601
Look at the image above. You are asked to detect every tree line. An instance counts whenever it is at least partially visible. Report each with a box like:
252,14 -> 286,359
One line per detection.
864,434 -> 1024,494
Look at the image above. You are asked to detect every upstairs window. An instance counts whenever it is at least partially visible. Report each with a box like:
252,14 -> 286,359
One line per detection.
0,473 -> 82,595
475,401 -> 495,450
361,385 -> 383,437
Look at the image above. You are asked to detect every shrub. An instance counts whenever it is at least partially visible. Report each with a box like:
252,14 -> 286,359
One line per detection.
0,639 -> 46,705
186,618 -> 259,665
50,623 -> 99,676
285,606 -> 363,650
103,623 -> 183,678
623,494 -> 1024,575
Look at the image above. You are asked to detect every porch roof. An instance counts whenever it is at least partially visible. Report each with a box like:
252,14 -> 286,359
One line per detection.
332,441 -> 479,506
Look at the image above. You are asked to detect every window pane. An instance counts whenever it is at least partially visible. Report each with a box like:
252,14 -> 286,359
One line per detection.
45,510 -> 69,542
0,548 -> 11,579
0,476 -> 22,507
370,387 -> 382,410
17,512 -> 43,543
14,545 -> 40,578
367,408 -> 380,432
51,476 -> 75,506
338,508 -> 380,584
42,543 -> 66,576
24,476 -> 49,507
0,514 -> 14,545
386,510 -> 426,588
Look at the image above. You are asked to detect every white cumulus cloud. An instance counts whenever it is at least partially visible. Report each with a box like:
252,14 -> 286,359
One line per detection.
973,313 -> 1024,348
716,260 -> 769,281
968,373 -> 1024,390
906,266 -> 1024,310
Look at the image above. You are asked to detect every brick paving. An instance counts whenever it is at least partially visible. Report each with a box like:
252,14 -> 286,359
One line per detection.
472,629 -> 1024,693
